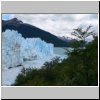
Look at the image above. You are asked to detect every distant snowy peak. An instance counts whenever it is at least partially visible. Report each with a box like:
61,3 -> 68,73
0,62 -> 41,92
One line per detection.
58,36 -> 76,42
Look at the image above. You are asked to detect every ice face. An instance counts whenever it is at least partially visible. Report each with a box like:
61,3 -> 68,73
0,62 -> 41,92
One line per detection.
2,29 -> 54,69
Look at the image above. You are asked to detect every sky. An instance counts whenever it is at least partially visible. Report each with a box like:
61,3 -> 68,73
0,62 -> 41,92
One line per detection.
2,14 -> 98,41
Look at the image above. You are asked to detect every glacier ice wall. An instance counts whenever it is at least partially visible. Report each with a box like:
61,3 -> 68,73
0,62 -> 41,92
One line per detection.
2,30 -> 54,69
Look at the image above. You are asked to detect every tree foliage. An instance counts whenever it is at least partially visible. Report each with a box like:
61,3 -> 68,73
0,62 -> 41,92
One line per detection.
71,25 -> 94,48
71,25 -> 93,40
13,36 -> 98,86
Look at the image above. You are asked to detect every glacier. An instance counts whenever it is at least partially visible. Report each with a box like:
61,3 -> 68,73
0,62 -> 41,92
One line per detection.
2,29 -> 68,86
2,29 -> 55,85
2,30 -> 54,69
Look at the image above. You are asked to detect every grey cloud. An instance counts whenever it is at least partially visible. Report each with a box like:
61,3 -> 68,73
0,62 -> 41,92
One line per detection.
6,14 -> 98,39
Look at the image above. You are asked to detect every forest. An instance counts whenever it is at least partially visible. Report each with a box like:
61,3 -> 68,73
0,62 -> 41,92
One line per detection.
12,25 -> 98,86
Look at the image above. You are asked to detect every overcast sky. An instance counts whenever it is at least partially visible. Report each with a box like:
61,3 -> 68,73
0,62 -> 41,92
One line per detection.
2,14 -> 98,40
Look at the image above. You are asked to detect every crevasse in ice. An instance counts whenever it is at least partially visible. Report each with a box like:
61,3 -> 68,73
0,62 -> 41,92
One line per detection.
2,29 -> 54,69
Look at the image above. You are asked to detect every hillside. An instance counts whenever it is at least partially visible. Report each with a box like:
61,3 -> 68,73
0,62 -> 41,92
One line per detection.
2,18 -> 68,47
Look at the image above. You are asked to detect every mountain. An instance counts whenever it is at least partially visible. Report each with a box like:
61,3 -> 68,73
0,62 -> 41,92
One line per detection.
2,18 -> 68,47
58,36 -> 76,42
58,36 -> 71,42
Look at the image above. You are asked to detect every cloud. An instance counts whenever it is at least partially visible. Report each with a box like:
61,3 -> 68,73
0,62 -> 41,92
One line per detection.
2,14 -> 98,40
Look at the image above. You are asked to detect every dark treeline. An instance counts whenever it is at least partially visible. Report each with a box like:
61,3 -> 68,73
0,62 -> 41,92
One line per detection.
13,36 -> 98,86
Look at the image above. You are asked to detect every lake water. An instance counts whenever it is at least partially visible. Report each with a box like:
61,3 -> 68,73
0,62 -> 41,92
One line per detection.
54,47 -> 73,55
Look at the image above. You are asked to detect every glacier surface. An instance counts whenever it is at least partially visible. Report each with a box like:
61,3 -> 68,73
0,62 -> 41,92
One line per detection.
2,30 -> 68,86
2,30 -> 55,85
2,30 -> 54,69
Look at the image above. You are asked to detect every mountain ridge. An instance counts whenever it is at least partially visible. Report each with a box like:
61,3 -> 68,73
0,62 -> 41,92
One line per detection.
2,18 -> 68,47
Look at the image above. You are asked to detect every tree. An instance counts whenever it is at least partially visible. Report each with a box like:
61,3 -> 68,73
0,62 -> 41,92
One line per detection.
71,25 -> 94,48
